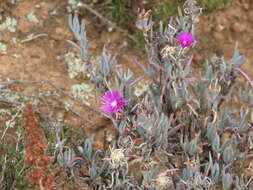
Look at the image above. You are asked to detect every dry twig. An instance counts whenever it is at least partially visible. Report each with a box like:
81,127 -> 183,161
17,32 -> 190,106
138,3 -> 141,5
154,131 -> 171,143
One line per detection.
0,79 -> 102,127
79,2 -> 137,43
20,33 -> 48,43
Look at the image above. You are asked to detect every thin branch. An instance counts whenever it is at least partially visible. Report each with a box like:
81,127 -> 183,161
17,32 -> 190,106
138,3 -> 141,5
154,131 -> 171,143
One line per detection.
0,79 -> 102,115
0,98 -> 22,105
0,79 -> 102,127
79,2 -> 137,43
20,33 -> 48,43
1,105 -> 24,141
235,67 -> 253,88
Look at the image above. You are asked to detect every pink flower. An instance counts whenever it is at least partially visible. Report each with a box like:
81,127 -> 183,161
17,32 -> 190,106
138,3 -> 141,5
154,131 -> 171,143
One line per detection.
177,32 -> 194,48
100,91 -> 126,115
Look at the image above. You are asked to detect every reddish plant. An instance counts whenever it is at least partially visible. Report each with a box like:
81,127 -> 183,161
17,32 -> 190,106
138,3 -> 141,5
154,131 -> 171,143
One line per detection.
23,103 -> 56,189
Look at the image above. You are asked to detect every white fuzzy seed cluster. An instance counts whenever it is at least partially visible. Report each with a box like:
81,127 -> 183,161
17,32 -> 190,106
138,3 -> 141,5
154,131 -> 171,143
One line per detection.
110,149 -> 125,168
155,173 -> 172,189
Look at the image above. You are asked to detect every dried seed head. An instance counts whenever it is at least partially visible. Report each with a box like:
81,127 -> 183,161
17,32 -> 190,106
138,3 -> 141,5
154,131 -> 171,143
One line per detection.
160,45 -> 177,58
155,173 -> 172,189
185,158 -> 197,169
110,149 -> 125,167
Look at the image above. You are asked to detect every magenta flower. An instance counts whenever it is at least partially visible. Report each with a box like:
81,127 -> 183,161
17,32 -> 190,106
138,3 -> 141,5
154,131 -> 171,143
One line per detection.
100,91 -> 126,115
177,32 -> 194,48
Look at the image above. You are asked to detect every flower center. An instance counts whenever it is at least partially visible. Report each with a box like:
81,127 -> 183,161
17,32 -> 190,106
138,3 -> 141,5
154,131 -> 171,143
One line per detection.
183,40 -> 187,45
111,100 -> 117,107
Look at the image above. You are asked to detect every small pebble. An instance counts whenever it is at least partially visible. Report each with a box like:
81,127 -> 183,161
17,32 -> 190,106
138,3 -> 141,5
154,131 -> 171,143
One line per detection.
232,22 -> 247,33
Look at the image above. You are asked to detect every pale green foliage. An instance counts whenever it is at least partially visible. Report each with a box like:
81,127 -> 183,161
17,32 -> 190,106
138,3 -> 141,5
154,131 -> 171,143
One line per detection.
70,83 -> 94,105
26,12 -> 39,23
134,82 -> 149,97
66,0 -> 82,13
0,16 -> 17,32
0,42 -> 7,54
57,148 -> 76,166
64,52 -> 86,79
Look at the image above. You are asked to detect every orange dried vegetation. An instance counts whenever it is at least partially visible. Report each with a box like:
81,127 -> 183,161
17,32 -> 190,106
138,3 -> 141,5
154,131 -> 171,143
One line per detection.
23,103 -> 56,189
